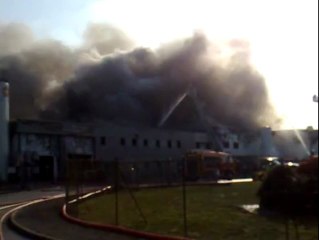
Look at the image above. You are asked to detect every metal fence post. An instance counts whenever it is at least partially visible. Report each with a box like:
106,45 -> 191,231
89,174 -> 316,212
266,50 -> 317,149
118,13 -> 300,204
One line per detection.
114,158 -> 119,225
75,159 -> 79,218
65,157 -> 69,206
182,158 -> 188,237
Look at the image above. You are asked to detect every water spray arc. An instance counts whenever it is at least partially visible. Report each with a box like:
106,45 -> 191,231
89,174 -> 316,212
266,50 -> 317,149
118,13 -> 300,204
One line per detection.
158,90 -> 189,127
158,83 -> 223,151
291,94 -> 319,158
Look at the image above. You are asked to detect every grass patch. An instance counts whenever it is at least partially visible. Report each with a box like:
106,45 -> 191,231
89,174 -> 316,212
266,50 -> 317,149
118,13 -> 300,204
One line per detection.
77,182 -> 318,240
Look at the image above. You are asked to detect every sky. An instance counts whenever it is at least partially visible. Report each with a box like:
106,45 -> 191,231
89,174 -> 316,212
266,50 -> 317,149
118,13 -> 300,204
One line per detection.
0,0 -> 318,129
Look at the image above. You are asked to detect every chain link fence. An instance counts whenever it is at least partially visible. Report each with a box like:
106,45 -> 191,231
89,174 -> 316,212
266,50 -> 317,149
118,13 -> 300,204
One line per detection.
63,156 -> 265,238
64,157 -> 189,236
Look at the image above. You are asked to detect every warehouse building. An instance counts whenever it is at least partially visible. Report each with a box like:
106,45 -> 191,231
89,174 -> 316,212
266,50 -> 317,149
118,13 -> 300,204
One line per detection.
1,79 -> 317,183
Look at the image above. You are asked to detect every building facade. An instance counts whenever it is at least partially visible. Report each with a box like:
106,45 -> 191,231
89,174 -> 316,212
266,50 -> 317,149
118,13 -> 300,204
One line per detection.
9,120 -> 95,182
5,119 -> 318,183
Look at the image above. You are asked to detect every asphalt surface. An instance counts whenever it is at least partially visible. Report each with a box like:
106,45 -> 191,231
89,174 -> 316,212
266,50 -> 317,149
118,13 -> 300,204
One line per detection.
0,186 -> 137,240
1,212 -> 31,240
0,187 -> 61,240
1,204 -> 32,240
13,198 -> 137,240
0,187 -> 64,205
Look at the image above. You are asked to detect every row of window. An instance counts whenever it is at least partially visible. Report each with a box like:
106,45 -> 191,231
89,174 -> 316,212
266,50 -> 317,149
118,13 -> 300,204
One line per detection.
100,137 -> 182,149
100,137 -> 240,149
223,141 -> 240,149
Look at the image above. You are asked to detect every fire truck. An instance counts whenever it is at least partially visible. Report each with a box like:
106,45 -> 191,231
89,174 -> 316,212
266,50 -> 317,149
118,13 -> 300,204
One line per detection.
184,149 -> 236,181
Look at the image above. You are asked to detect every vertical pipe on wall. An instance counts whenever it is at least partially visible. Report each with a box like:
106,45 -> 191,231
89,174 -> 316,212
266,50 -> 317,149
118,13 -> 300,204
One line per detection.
0,79 -> 9,182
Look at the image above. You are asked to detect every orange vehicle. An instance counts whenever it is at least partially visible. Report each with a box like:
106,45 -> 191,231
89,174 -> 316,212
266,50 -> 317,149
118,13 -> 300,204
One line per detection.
184,149 -> 236,181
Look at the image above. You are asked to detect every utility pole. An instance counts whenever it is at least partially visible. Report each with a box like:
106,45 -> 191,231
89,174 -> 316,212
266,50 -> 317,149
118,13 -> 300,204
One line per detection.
310,95 -> 318,155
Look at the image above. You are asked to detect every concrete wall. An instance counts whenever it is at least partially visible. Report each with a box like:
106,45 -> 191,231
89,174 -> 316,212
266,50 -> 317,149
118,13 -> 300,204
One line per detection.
94,122 -> 211,161
95,124 -> 281,161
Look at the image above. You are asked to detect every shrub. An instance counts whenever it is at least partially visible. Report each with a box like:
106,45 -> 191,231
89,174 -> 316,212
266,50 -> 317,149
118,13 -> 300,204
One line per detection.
257,165 -> 317,218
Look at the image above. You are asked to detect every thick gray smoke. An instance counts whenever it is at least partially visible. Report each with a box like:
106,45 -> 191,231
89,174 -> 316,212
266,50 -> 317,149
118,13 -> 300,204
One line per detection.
0,22 -> 280,130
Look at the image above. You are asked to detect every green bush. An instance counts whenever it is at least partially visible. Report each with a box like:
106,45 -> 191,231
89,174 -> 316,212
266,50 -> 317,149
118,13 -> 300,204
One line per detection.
257,165 -> 317,217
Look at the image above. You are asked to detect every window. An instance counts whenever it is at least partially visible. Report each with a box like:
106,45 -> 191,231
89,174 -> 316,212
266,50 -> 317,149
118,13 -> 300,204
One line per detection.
120,138 -> 126,146
144,139 -> 148,147
233,142 -> 239,149
100,136 -> 106,145
132,138 -> 137,147
167,140 -> 172,148
196,142 -> 201,148
206,143 -> 211,149
176,140 -> 181,148
223,141 -> 230,148
156,140 -> 161,148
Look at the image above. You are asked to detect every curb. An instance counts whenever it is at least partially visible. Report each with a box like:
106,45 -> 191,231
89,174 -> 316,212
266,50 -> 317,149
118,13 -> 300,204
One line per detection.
4,196 -> 63,240
61,187 -> 192,240
62,205 -> 191,240
0,199 -> 47,240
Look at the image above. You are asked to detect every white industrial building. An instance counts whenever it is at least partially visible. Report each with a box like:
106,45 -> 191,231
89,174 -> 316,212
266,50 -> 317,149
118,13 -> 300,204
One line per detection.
4,119 -> 283,183
0,79 -> 318,183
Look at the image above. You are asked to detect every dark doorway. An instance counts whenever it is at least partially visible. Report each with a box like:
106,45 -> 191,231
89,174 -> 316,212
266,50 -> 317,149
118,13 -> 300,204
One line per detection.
38,156 -> 54,182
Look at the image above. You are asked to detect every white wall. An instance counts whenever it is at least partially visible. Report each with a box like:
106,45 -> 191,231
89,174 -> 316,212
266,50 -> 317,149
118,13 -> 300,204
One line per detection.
94,124 -> 285,162
94,123 -> 210,161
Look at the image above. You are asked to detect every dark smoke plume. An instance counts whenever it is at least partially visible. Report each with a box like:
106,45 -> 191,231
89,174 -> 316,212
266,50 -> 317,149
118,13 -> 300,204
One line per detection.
0,22 -> 280,130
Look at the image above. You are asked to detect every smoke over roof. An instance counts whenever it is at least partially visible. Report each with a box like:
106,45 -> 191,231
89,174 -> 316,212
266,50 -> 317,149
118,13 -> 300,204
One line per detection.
0,22 -> 280,130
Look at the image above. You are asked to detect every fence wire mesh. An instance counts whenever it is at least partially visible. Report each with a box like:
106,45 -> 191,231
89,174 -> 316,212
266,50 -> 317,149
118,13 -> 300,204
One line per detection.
63,157 -> 263,238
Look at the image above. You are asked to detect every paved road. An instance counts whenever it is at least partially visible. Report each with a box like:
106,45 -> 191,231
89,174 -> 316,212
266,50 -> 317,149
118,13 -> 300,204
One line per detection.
1,208 -> 31,240
0,187 -> 64,205
12,198 -> 137,240
0,186 -> 136,240
0,187 -> 65,240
